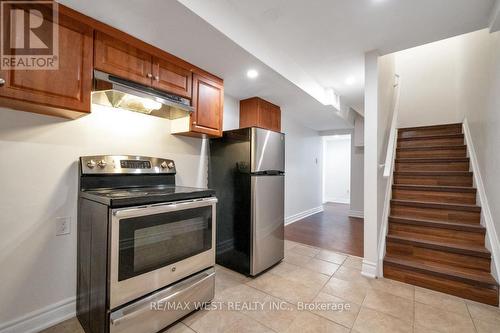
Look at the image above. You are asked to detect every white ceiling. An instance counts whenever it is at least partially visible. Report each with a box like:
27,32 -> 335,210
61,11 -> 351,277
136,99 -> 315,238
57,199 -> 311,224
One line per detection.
58,0 -> 497,130
178,0 -> 497,114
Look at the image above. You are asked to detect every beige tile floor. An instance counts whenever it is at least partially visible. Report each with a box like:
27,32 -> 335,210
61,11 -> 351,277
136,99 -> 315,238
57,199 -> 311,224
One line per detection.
41,240 -> 500,333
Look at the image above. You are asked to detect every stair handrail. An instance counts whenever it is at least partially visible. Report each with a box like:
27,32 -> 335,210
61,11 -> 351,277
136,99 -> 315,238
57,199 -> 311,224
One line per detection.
383,74 -> 401,178
377,74 -> 401,277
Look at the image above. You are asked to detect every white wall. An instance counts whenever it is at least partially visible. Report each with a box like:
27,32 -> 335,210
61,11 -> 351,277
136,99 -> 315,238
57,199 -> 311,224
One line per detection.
363,50 -> 379,277
363,51 -> 396,278
223,95 -> 240,130
323,136 -> 351,204
456,30 -> 500,275
0,104 -> 210,330
282,116 -> 323,222
350,136 -> 364,216
377,54 -> 396,233
395,37 -> 463,127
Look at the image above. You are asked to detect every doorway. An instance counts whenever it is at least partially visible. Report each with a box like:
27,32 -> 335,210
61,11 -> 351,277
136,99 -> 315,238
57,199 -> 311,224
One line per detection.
285,133 -> 363,256
322,135 -> 351,204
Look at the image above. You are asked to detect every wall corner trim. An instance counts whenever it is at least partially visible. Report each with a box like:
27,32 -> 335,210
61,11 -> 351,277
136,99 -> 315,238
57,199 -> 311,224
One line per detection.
285,206 -> 324,226
0,297 -> 76,333
463,119 -> 500,282
348,210 -> 364,219
490,0 -> 500,32
361,259 -> 378,278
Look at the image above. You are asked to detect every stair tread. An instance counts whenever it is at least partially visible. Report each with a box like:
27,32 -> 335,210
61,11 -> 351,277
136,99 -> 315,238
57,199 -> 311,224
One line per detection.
397,145 -> 466,151
389,216 -> 486,232
398,123 -> 463,131
384,256 -> 498,287
392,184 -> 476,193
396,157 -> 469,163
386,234 -> 490,257
398,133 -> 464,141
394,171 -> 472,176
391,199 -> 481,212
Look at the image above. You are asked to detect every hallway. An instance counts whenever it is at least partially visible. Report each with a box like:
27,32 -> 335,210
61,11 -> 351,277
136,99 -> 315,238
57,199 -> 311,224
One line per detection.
285,203 -> 364,257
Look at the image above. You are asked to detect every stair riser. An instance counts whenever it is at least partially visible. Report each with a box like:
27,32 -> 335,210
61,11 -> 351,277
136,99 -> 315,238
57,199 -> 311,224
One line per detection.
389,223 -> 485,246
394,175 -> 473,187
386,241 -> 491,272
392,189 -> 476,205
383,264 -> 499,306
395,161 -> 469,172
397,137 -> 464,148
398,126 -> 462,139
391,205 -> 480,224
397,149 -> 467,158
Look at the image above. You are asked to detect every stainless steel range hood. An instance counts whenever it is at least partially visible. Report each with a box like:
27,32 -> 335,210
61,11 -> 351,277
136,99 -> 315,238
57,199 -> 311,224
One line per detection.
92,70 -> 194,119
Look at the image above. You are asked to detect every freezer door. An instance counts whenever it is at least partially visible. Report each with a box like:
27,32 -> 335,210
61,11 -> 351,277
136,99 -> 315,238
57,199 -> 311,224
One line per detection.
251,128 -> 285,173
251,175 -> 285,275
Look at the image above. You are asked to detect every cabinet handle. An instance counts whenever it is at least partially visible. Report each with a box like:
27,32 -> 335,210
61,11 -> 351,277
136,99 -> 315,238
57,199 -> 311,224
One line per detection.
0,78 -> 5,86
146,73 -> 153,78
155,76 -> 159,81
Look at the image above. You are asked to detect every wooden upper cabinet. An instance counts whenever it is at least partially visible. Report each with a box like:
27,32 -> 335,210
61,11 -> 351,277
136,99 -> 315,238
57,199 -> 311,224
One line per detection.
240,97 -> 281,132
94,32 -> 193,99
94,32 -> 153,86
152,57 -> 192,98
0,3 -> 222,127
191,73 -> 224,137
0,7 -> 93,118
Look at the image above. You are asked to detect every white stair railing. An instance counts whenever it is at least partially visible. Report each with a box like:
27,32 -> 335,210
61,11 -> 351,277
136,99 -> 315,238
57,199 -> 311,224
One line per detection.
377,74 -> 401,276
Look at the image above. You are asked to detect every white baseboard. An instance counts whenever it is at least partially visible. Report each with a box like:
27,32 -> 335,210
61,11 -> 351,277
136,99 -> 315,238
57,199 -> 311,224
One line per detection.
463,120 -> 500,282
361,259 -> 378,278
0,297 -> 76,333
348,210 -> 364,219
324,197 -> 350,204
285,206 -> 324,226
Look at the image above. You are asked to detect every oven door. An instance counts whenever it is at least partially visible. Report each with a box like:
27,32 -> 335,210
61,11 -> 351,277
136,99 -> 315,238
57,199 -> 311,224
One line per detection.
110,197 -> 217,309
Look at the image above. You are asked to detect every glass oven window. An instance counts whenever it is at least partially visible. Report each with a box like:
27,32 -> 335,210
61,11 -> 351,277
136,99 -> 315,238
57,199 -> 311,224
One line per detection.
118,206 -> 212,281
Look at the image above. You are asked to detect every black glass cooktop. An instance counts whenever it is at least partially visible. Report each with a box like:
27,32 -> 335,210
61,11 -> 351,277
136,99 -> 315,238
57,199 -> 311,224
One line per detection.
80,185 -> 215,208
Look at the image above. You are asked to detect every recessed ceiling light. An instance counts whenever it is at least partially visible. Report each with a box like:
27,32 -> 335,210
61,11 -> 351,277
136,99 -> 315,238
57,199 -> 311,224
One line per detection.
345,76 -> 356,85
247,69 -> 259,79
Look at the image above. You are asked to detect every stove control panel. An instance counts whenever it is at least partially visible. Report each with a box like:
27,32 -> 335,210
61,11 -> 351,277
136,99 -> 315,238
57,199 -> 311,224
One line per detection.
80,155 -> 176,175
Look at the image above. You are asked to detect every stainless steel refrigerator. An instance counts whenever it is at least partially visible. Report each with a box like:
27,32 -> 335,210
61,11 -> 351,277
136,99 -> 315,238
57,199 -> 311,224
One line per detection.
209,127 -> 285,276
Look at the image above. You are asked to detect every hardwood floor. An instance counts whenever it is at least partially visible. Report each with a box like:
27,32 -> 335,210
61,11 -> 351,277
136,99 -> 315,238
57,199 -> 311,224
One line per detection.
285,203 -> 364,257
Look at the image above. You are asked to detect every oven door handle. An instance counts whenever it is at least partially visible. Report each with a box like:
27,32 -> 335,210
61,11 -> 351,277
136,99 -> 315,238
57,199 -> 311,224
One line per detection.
113,197 -> 217,218
110,268 -> 215,327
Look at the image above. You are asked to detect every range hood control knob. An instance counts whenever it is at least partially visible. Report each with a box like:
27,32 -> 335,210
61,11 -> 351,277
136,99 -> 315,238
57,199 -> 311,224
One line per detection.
87,160 -> 96,169
97,160 -> 107,168
167,162 -> 175,169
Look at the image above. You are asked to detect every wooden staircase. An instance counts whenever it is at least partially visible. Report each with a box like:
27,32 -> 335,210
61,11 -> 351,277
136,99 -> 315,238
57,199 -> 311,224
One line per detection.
383,123 -> 499,306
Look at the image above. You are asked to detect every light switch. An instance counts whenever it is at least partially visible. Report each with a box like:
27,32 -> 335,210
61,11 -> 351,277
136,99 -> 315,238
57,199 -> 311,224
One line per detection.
56,217 -> 71,236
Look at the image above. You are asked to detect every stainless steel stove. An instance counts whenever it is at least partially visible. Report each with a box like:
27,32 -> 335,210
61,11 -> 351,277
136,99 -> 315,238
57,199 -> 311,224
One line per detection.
77,155 -> 216,333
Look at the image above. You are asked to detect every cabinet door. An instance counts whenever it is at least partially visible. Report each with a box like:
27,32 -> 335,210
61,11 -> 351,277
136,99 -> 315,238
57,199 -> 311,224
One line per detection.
191,74 -> 224,137
152,57 -> 192,98
94,32 -> 153,86
269,104 -> 281,132
258,100 -> 273,131
258,100 -> 281,132
0,11 -> 93,115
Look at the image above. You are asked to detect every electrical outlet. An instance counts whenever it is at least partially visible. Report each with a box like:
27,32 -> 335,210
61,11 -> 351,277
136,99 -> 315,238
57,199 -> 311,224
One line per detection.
56,217 -> 71,236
